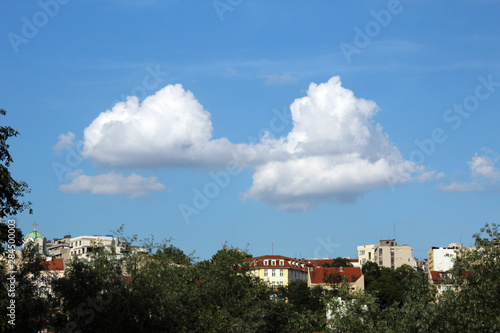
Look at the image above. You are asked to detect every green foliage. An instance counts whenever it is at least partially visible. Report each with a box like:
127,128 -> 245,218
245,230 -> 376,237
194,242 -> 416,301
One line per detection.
0,222 -> 23,254
0,243 -> 53,332
363,264 -> 418,308
322,257 -> 354,267
272,280 -> 326,332
361,261 -> 380,290
435,223 -> 500,332
155,243 -> 193,266
0,109 -> 31,254
0,109 -> 32,219
52,247 -> 128,332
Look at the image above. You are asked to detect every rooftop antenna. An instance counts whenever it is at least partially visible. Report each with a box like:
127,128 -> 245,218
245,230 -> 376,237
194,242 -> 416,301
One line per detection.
272,242 -> 274,255
394,219 -> 396,241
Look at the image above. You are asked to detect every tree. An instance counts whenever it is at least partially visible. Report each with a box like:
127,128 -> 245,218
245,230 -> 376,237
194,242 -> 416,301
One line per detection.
0,109 -> 32,218
436,223 -> 500,332
194,245 -> 270,332
322,257 -> 354,267
361,261 -> 380,289
0,109 -> 31,253
0,242 -> 53,332
275,280 -> 326,332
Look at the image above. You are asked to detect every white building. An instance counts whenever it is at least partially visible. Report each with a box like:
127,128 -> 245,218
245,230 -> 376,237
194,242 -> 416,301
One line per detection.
427,243 -> 462,272
70,235 -> 124,260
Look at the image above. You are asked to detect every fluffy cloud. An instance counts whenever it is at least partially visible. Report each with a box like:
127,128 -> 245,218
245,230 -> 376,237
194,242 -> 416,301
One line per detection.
60,171 -> 166,198
70,76 -> 424,208
82,84 -> 245,168
439,149 -> 500,193
244,77 -> 422,209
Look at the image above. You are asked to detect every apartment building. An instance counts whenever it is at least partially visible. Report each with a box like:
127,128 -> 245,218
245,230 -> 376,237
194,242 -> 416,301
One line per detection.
358,239 -> 415,269
69,235 -> 124,259
427,243 -> 462,272
46,235 -> 72,263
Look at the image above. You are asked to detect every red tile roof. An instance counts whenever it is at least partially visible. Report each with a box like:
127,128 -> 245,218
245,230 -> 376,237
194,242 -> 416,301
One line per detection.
309,267 -> 362,284
430,271 -> 441,281
249,255 -> 310,272
40,258 -> 65,271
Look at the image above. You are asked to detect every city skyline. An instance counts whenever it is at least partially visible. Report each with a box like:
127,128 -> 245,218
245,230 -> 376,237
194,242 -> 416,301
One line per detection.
2,1 -> 499,260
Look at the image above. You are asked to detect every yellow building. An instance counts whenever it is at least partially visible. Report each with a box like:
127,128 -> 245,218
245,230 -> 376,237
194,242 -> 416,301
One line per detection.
249,255 -> 309,287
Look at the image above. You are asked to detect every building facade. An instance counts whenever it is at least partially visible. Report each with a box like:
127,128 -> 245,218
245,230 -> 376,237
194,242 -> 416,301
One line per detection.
69,235 -> 124,260
46,235 -> 72,263
358,239 -> 416,269
427,243 -> 462,272
249,255 -> 309,287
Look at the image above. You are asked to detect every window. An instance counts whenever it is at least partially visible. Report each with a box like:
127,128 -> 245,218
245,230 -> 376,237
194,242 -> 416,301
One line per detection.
279,260 -> 284,266
368,252 -> 371,260
264,260 -> 268,265
280,269 -> 284,277
379,248 -> 383,256
272,269 -> 276,277
264,269 -> 268,277
280,281 -> 284,286
272,281 -> 276,287
271,260 -> 276,266
359,250 -> 365,256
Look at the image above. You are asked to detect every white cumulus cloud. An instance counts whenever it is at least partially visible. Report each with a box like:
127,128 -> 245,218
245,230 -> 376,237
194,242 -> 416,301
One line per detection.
59,171 -> 166,198
244,76 -> 422,209
81,84 -> 245,168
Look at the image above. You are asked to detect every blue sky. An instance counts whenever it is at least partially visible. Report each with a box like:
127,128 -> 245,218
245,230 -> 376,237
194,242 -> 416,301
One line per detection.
2,0 -> 500,261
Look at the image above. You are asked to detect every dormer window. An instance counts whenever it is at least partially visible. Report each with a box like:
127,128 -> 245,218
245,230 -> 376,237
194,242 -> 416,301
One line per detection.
271,260 -> 276,266
264,260 -> 269,265
279,260 -> 284,266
